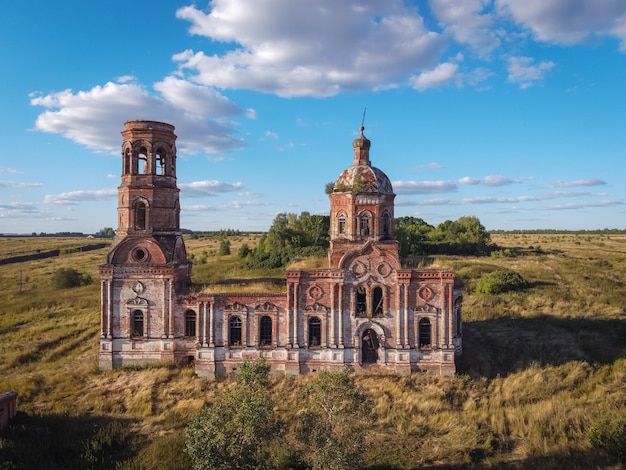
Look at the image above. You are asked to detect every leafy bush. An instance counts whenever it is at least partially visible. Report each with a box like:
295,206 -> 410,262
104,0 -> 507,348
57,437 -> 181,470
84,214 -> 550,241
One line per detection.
475,270 -> 527,295
218,239 -> 231,256
52,267 -> 92,289
588,414 -> 626,462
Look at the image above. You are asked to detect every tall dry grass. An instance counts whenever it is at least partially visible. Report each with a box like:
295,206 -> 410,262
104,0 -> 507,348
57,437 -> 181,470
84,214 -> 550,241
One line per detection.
0,234 -> 624,469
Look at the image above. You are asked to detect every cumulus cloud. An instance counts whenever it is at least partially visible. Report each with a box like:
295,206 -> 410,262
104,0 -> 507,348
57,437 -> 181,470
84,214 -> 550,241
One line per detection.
410,62 -> 459,90
179,180 -> 244,198
175,0 -> 445,97
43,188 -> 117,205
429,0 -> 501,55
497,0 -> 626,49
31,79 -> 246,155
507,56 -> 555,88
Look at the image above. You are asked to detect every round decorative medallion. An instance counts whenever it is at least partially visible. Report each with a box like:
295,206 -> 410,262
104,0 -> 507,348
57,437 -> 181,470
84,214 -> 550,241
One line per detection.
351,260 -> 367,277
418,286 -> 434,301
309,285 -> 323,300
132,281 -> 144,294
377,261 -> 392,278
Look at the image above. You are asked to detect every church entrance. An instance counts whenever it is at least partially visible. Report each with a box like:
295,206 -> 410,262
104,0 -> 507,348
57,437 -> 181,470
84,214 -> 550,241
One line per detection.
361,329 -> 379,364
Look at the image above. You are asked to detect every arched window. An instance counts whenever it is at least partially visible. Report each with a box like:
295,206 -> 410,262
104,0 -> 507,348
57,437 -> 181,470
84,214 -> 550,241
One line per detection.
372,287 -> 383,317
134,201 -> 147,230
360,213 -> 370,237
185,310 -> 196,337
155,148 -> 166,175
382,212 -> 391,239
132,310 -> 144,337
229,316 -> 242,346
124,148 -> 131,175
259,316 -> 272,346
338,214 -> 346,234
356,286 -> 366,316
418,318 -> 431,348
308,317 -> 321,347
138,147 -> 148,174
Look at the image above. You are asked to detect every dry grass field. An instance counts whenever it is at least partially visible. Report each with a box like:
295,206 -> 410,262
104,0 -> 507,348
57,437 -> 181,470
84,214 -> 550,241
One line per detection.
0,233 -> 624,469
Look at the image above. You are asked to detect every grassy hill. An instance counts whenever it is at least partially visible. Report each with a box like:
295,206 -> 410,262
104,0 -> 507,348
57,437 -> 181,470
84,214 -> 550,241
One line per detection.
0,234 -> 624,469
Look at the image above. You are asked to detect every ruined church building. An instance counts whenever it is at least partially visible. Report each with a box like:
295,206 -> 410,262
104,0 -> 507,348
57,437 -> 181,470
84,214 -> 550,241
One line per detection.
99,120 -> 463,377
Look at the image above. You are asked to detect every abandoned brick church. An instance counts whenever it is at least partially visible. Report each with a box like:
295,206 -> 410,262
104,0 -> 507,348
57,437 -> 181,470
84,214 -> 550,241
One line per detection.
99,120 -> 463,377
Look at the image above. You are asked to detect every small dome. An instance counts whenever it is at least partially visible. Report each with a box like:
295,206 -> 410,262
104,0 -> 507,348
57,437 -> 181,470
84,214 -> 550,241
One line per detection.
335,165 -> 394,195
333,126 -> 394,195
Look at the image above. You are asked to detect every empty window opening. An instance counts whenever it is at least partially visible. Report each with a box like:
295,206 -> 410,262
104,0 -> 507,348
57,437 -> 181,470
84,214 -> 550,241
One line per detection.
419,318 -> 432,348
124,149 -> 131,175
138,147 -> 148,174
134,201 -> 147,230
372,287 -> 383,317
356,286 -> 367,316
382,213 -> 390,239
185,310 -> 196,337
229,316 -> 242,346
308,316 -> 321,346
156,148 -> 166,175
132,310 -> 144,337
338,214 -> 346,234
360,214 -> 370,237
259,315 -> 272,346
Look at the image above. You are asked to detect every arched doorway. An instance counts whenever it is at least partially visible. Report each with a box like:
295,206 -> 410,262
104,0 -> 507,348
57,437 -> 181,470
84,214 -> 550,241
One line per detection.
361,329 -> 379,364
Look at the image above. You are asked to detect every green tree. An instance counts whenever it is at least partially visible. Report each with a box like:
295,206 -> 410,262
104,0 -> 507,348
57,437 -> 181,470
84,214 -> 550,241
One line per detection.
295,368 -> 374,470
185,359 -> 277,470
52,267 -> 92,289
218,239 -> 231,256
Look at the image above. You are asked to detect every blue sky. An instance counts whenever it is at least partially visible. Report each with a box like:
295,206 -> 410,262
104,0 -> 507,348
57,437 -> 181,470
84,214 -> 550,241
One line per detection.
1,0 -> 625,234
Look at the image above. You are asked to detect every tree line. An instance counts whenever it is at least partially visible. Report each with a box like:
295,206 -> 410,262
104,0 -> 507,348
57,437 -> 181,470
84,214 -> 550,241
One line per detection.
238,212 -> 492,269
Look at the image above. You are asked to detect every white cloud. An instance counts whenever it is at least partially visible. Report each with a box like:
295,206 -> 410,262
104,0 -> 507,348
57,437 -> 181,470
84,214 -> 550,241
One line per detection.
0,168 -> 21,174
393,180 -> 458,194
497,0 -> 626,49
429,0 -> 501,55
31,80 -> 245,155
410,62 -> 459,90
0,180 -> 43,188
179,180 -> 244,198
507,56 -> 555,88
547,178 -> 607,188
43,188 -> 117,205
175,0 -> 445,97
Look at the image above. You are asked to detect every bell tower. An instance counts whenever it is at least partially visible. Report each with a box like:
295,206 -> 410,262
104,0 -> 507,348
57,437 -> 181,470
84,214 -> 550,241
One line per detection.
328,126 -> 398,267
99,120 -> 191,370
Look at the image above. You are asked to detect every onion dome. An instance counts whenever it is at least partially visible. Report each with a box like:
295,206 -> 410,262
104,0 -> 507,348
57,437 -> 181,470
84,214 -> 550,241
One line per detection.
333,126 -> 394,195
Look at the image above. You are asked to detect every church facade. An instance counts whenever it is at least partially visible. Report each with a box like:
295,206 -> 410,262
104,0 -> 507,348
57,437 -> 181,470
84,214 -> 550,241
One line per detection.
99,120 -> 462,377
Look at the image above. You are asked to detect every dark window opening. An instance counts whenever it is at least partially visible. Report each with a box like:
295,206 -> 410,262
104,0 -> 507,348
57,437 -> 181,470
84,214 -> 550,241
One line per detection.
361,329 -> 378,364
134,201 -> 147,230
308,317 -> 321,347
259,315 -> 272,346
419,318 -> 432,348
132,310 -> 144,337
185,310 -> 196,337
360,214 -> 370,237
372,287 -> 383,317
124,149 -> 131,175
356,286 -> 367,316
382,213 -> 390,239
229,316 -> 242,346
338,214 -> 346,234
